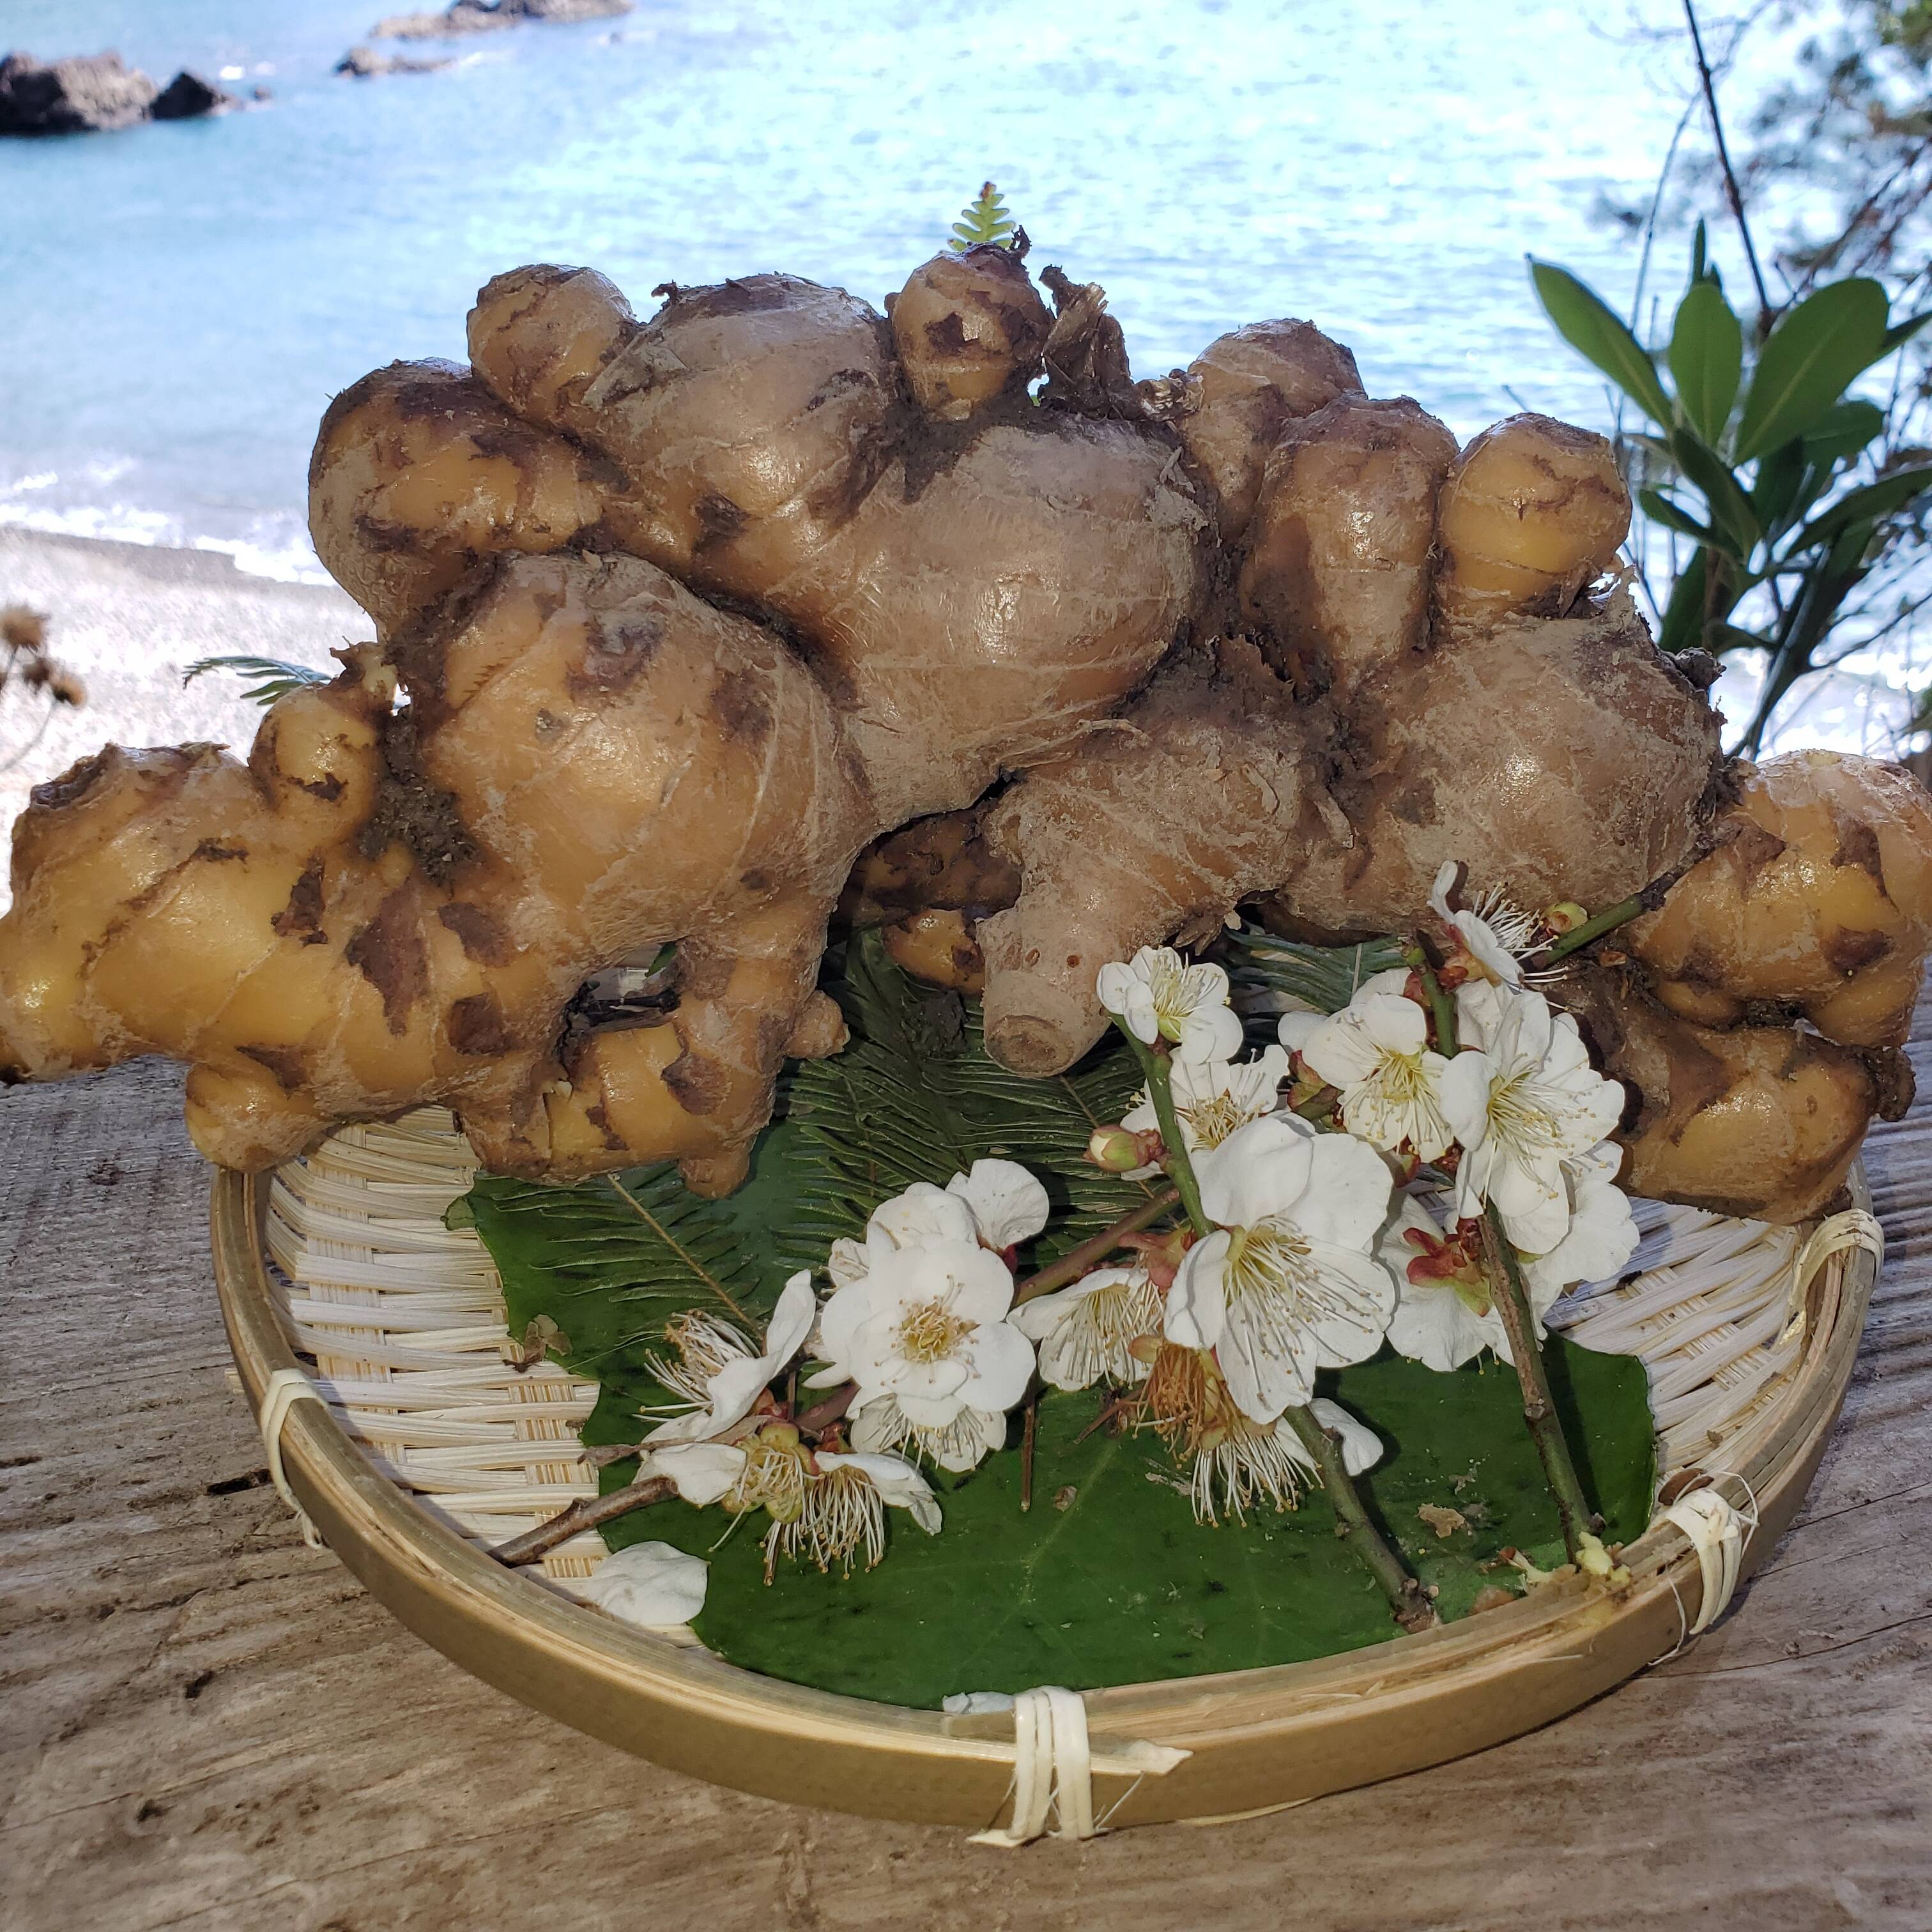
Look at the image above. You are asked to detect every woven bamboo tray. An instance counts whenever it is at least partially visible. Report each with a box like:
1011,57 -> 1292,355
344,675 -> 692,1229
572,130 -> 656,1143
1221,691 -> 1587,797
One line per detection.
210,1107 -> 1880,1832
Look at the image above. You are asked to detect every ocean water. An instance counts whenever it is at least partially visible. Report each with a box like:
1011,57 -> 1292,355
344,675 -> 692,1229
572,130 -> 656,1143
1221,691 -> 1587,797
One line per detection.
7,1 -> 1898,749
3,0 -> 1694,572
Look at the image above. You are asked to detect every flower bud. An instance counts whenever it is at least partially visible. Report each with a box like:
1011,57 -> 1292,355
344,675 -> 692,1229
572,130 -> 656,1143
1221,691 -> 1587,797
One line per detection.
1087,1125 -> 1144,1172
1544,900 -> 1590,936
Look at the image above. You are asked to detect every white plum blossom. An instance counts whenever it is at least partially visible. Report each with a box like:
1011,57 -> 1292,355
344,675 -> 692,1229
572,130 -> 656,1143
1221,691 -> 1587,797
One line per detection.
643,1434 -> 939,1577
1439,985 -> 1625,1255
1292,1399 -> 1385,1478
1279,984 -> 1453,1162
572,1541 -> 710,1629
1120,1045 -> 1292,1172
1011,1262 -> 1164,1391
1097,946 -> 1245,1064
812,1238 -> 1034,1470
1521,1142 -> 1641,1300
645,1271 -> 817,1445
1166,1114 -> 1398,1422
1430,861 -> 1540,986
850,1393 -> 1009,1472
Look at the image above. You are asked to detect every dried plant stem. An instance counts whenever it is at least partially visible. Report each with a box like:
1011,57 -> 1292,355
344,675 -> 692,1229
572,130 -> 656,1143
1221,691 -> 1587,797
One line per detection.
1020,1387 -> 1041,1512
1282,1404 -> 1438,1633
491,1475 -> 675,1567
795,1382 -> 857,1436
1011,1186 -> 1179,1305
1478,1206 -> 1600,1562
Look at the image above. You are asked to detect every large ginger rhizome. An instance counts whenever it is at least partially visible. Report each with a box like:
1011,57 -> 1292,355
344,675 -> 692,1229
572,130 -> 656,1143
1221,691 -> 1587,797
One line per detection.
2,242 -> 1926,1221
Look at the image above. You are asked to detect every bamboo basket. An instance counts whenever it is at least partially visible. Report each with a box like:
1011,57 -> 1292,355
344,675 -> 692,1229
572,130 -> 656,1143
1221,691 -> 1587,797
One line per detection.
210,1107 -> 1880,1832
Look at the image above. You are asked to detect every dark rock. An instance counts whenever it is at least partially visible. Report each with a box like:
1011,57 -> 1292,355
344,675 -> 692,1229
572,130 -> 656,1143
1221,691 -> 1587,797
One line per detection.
0,49 -> 158,135
335,44 -> 456,77
150,70 -> 238,121
371,0 -> 629,36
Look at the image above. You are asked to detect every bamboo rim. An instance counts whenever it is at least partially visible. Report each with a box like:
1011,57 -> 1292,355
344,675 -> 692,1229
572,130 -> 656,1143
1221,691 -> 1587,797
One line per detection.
210,1158 -> 1876,1832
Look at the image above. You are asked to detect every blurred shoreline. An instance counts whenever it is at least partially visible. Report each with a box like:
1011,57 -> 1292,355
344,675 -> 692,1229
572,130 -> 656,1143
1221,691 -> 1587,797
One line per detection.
0,528 -> 364,905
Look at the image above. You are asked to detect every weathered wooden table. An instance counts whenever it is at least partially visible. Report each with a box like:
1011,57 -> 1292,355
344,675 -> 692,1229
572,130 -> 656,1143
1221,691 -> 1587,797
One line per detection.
5,995 -> 1930,1932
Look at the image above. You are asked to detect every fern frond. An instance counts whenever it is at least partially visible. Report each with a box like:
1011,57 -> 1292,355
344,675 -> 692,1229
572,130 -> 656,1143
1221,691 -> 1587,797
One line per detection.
948,181 -> 1017,252
1224,925 -> 1409,1017
183,655 -> 332,706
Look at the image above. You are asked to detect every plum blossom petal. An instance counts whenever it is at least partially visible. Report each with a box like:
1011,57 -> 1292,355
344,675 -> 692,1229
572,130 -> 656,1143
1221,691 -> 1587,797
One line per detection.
643,1439 -> 747,1506
1521,1143 -> 1640,1299
1379,1195 -> 1499,1372
947,1158 -> 1051,1251
572,1542 -> 709,1628
1430,862 -> 1538,986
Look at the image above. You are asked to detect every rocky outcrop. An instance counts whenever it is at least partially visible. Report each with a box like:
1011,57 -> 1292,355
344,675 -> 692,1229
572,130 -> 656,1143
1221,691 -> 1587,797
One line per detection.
335,45 -> 456,77
370,0 -> 629,38
0,50 -> 157,134
150,70 -> 238,121
0,51 -> 238,134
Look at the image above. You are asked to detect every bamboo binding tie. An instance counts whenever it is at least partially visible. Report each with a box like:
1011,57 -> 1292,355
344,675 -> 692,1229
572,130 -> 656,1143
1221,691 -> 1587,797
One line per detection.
258,1367 -> 327,1550
1659,1485 -> 1756,1637
963,1686 -> 1190,1847
1778,1208 -> 1884,1349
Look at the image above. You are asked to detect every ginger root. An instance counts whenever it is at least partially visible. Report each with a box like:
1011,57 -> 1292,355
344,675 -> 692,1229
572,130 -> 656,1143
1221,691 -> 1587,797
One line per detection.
2,238 -> 1926,1229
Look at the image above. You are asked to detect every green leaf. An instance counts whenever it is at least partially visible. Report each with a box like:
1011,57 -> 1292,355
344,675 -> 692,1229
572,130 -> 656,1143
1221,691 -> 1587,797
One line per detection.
1639,487 -> 1715,544
1883,306 -> 1932,353
1793,464 -> 1932,554
464,937 -> 1655,1706
1735,279 -> 1890,463
1668,429 -> 1759,557
1668,280 -> 1744,444
1803,400 -> 1886,470
182,655 -> 332,707
608,1339 -> 1654,1707
1529,259 -> 1675,426
1659,546 -> 1710,654
1223,929 -> 1409,1017
947,181 -> 1017,252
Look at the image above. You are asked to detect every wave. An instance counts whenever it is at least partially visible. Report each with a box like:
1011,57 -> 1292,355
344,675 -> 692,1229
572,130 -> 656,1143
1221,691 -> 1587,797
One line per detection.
0,469 -> 328,586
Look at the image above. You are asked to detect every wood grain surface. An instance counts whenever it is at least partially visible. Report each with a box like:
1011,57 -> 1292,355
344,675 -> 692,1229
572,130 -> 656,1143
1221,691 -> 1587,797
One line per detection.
4,991 -> 1929,1931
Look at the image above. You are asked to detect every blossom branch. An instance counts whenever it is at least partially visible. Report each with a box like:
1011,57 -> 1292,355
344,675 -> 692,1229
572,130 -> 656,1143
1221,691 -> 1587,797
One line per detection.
1011,1186 -> 1180,1305
1113,1024 -> 1213,1236
1401,942 -> 1460,1058
491,1475 -> 676,1568
1476,1205 -> 1601,1563
1281,1406 -> 1438,1633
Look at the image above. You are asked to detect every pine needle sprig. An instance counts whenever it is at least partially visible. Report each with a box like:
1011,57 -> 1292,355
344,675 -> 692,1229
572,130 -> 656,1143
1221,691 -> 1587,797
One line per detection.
1223,925 -> 1409,1017
183,655 -> 332,706
949,181 -> 1018,252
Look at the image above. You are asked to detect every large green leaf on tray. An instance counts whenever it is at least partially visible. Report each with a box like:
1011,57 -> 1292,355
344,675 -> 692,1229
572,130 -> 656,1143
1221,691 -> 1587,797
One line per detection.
461,934 -> 1656,1709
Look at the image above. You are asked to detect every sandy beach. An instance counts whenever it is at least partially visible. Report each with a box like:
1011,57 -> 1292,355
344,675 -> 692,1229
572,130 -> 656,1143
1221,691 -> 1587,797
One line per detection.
0,529 -> 366,907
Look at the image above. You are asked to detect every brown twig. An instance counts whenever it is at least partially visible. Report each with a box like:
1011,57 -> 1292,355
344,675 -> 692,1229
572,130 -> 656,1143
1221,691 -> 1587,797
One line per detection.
795,1381 -> 857,1437
1019,1385 -> 1040,1512
1683,0 -> 1774,322
491,1476 -> 675,1567
1011,1186 -> 1179,1305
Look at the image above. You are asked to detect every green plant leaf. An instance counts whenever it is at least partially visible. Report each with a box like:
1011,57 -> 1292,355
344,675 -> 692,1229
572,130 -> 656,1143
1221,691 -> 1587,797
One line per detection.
1803,399 -> 1886,470
1658,546 -> 1710,654
1668,429 -> 1759,557
1223,929 -> 1409,1017
600,1338 -> 1654,1707
1529,259 -> 1674,426
1883,306 -> 1932,353
182,654 -> 332,707
1639,487 -> 1715,544
464,937 -> 1656,1706
1668,280 -> 1744,445
1735,279 -> 1890,463
948,181 -> 1017,252
1793,464 -> 1932,554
